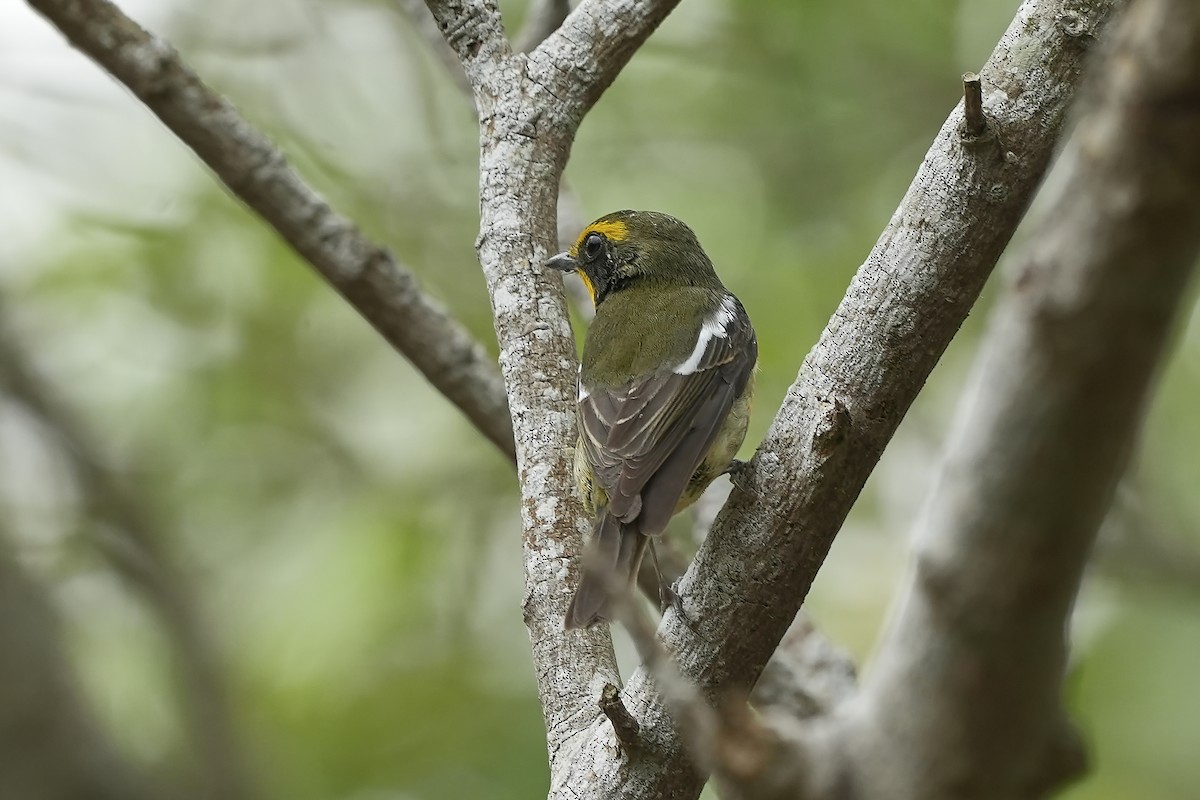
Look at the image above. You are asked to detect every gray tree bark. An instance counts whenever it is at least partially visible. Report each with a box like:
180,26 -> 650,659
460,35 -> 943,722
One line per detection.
25,0 -> 1200,799
845,1 -> 1200,796
552,0 -> 1120,796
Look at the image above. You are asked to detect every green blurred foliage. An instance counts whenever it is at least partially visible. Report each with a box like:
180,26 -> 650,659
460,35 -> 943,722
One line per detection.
1,0 -> 1197,798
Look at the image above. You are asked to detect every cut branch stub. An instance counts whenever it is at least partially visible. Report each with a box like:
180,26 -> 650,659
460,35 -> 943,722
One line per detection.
963,71 -> 987,136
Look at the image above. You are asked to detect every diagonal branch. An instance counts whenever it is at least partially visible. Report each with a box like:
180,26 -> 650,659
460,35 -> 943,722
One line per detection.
526,0 -> 683,127
849,1 -> 1200,796
26,0 -> 516,464
549,0 -> 1123,796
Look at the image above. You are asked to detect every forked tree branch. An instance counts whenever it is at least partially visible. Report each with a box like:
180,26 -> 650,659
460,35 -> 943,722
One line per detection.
24,1 -> 1156,800
26,0 -> 516,464
552,0 -> 1122,797
419,2 -> 694,794
846,1 -> 1200,797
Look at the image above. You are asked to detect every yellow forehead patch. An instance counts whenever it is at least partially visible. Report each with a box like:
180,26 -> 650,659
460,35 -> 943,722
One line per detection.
568,219 -> 629,257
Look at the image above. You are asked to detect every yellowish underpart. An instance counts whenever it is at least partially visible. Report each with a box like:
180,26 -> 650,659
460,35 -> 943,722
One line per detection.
569,219 -> 629,256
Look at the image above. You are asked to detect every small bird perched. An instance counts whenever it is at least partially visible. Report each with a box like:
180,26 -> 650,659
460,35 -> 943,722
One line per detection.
545,210 -> 757,629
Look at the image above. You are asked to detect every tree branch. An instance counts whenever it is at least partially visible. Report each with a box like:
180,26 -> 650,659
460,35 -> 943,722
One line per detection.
550,0 -> 1122,796
848,1 -> 1200,796
422,0 -> 512,93
750,611 -> 857,722
26,0 -> 516,464
527,0 -> 683,128
514,0 -> 571,53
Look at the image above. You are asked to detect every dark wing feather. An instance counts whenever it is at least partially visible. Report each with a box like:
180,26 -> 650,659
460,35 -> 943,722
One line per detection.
578,296 -> 757,534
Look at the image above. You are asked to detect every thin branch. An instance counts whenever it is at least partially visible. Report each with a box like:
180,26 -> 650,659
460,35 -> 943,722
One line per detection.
1096,484 -> 1200,595
613,590 -> 782,796
397,0 -> 595,325
751,611 -> 857,721
552,0 -> 1123,796
514,0 -> 571,53
527,0 -> 684,127
850,1 -> 1200,796
422,0 -> 512,93
26,0 -> 516,464
962,71 -> 986,136
0,312 -> 256,800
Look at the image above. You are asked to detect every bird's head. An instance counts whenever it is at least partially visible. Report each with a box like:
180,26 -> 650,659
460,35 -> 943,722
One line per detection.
545,210 -> 721,306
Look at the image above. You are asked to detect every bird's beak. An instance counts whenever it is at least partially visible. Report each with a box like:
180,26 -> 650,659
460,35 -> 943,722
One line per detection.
544,252 -> 578,273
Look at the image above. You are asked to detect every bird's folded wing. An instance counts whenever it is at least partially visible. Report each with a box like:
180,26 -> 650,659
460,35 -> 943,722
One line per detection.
579,299 -> 756,533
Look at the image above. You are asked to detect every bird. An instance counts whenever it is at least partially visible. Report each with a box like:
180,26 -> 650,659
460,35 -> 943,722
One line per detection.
545,210 -> 757,629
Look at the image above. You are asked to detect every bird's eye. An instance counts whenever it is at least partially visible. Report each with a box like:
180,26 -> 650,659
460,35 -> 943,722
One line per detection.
583,233 -> 604,260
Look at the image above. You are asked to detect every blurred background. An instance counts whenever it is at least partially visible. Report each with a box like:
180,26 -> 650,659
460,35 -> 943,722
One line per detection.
1,0 -> 1198,798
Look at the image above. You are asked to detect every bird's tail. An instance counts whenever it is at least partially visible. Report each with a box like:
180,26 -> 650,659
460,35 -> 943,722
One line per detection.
565,510 -> 648,630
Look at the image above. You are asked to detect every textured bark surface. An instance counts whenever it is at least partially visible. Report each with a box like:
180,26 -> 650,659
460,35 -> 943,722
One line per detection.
418,1 -> 684,791
26,0 -> 516,463
557,1 -> 1122,796
849,1 -> 1200,796
26,0 -> 1188,798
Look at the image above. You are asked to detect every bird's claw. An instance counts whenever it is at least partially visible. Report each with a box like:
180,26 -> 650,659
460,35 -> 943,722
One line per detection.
723,458 -> 753,493
661,581 -> 695,626
658,581 -> 679,614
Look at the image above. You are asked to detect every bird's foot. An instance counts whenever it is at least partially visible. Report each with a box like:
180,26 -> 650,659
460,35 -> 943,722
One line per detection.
658,581 -> 680,614
723,458 -> 753,493
662,581 -> 695,626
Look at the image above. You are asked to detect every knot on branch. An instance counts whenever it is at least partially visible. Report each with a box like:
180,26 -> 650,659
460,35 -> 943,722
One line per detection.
811,397 -> 851,458
1057,11 -> 1090,38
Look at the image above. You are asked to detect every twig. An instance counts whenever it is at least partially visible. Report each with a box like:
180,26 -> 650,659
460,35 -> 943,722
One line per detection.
1096,484 -> 1200,595
962,71 -> 986,136
599,683 -> 642,751
0,311 -> 255,800
850,0 -> 1200,796
398,0 -> 595,324
611,589 -> 788,798
26,0 -> 516,464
